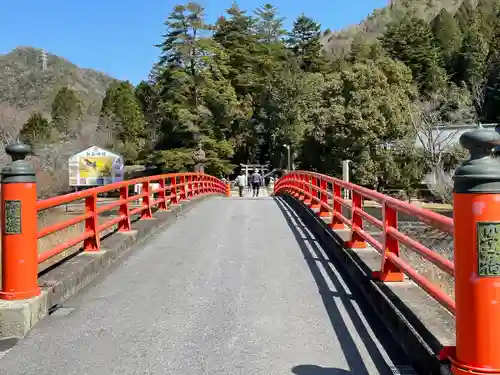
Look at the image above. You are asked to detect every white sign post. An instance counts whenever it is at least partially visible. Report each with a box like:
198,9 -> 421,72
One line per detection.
342,160 -> 351,200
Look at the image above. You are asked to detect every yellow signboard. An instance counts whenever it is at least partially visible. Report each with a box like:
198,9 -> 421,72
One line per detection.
78,156 -> 113,179
68,146 -> 124,187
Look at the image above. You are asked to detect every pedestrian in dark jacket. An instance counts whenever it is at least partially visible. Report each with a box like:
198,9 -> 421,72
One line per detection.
250,169 -> 263,197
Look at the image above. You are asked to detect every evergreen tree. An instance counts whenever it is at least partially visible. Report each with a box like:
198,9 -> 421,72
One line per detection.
455,13 -> 490,91
286,14 -> 327,72
20,112 -> 52,146
382,15 -> 446,95
150,2 -> 240,173
214,4 -> 263,96
51,86 -> 82,136
455,0 -> 475,32
253,4 -> 286,43
135,80 -> 163,150
477,0 -> 499,41
300,57 -> 417,189
99,81 -> 146,163
432,9 -> 462,72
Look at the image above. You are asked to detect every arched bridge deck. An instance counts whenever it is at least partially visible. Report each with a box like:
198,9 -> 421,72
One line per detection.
0,196 -> 411,375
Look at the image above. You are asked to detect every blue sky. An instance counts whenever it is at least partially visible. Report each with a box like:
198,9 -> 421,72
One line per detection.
0,0 -> 388,84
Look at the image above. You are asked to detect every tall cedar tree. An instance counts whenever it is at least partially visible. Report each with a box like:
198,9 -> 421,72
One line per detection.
455,12 -> 490,90
432,9 -> 462,73
99,81 -> 146,163
51,87 -> 82,136
382,15 -> 446,96
286,14 -> 328,73
253,4 -> 286,43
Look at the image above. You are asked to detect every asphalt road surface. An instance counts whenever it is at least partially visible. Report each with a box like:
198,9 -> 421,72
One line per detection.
0,196 -> 413,375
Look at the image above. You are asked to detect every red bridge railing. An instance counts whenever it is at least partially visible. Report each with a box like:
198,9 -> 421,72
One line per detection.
1,163 -> 227,301
36,173 -> 227,262
274,170 -> 455,314
274,148 -> 500,373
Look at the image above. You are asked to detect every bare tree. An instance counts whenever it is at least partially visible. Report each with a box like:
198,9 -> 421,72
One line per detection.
0,104 -> 28,167
472,77 -> 487,124
409,92 -> 472,203
409,99 -> 459,171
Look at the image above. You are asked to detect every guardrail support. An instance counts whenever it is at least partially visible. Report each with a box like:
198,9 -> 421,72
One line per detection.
373,203 -> 403,282
187,176 -> 193,199
304,175 -> 312,205
141,181 -> 153,220
319,179 -> 329,217
346,191 -> 366,248
157,178 -> 167,211
311,176 -> 320,209
170,177 -> 178,204
118,186 -> 132,231
84,192 -> 100,250
443,126 -> 500,375
180,176 -> 186,201
330,182 -> 344,229
0,143 -> 41,300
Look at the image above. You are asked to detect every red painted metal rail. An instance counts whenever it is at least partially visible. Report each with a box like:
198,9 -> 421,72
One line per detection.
274,171 -> 455,314
36,173 -> 226,265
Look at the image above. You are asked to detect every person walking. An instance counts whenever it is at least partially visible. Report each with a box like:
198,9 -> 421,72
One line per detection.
235,170 -> 247,197
251,169 -> 263,197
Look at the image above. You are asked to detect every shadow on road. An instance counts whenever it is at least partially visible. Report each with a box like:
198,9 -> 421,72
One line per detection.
292,364 -> 352,374
274,197 -> 411,375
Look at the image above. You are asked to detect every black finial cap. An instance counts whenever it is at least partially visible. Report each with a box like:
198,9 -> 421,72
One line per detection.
1,142 -> 36,184
453,128 -> 500,193
5,143 -> 31,161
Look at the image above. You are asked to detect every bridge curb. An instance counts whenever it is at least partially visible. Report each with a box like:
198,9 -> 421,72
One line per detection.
0,195 -> 217,340
279,194 -> 451,375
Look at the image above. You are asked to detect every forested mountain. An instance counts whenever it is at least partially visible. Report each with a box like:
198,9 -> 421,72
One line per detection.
0,47 -> 116,197
0,47 -> 113,126
10,0 -> 500,200
323,0 -> 467,56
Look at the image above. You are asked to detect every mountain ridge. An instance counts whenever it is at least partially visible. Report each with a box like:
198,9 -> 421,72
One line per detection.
322,0 -> 468,57
0,46 -> 116,131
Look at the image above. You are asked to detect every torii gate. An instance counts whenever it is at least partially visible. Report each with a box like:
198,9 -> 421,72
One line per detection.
240,164 -> 270,183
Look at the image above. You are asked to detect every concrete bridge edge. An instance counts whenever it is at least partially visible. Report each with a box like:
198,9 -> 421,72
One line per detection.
276,194 -> 452,375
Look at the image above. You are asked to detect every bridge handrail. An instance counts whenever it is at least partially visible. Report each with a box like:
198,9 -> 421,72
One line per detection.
274,170 -> 455,314
36,173 -> 226,265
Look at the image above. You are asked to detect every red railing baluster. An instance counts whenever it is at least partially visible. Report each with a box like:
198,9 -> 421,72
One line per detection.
171,176 -> 178,204
346,190 -> 366,249
180,175 -> 186,200
319,178 -> 329,217
373,203 -> 403,282
158,178 -> 168,210
84,192 -> 100,251
331,182 -> 344,229
303,174 -> 312,205
118,185 -> 131,231
187,175 -> 193,199
311,176 -> 320,209
141,181 -> 153,220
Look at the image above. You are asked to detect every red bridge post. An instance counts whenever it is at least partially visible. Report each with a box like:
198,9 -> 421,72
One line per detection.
0,143 -> 40,300
447,127 -> 500,374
